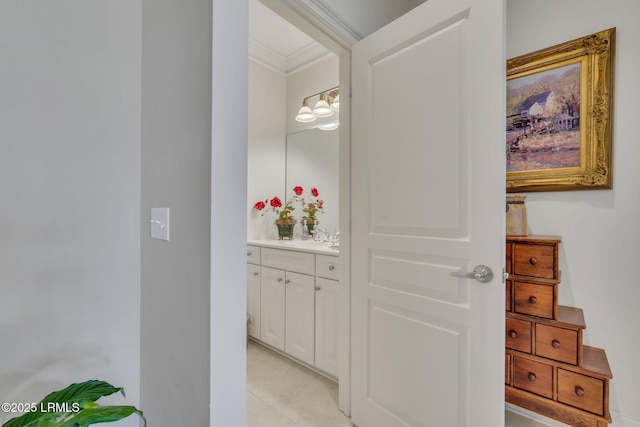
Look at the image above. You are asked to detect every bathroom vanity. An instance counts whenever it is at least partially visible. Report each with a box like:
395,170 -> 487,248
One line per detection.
246,240 -> 340,378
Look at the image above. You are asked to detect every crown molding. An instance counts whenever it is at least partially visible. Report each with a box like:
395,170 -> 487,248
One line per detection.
249,38 -> 333,75
259,0 -> 361,55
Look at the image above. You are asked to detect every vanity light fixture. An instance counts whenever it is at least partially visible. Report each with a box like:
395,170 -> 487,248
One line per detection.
317,122 -> 339,131
295,87 -> 339,123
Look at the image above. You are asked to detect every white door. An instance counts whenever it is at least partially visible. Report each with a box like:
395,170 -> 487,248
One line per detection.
350,0 -> 505,425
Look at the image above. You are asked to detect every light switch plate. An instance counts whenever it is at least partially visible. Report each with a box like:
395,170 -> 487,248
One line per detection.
150,207 -> 170,241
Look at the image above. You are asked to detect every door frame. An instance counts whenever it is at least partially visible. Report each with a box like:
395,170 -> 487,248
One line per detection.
258,0 -> 355,414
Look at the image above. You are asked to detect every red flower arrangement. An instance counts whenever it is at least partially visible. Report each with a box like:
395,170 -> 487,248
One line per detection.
253,185 -> 324,222
293,186 -> 324,220
253,193 -> 296,220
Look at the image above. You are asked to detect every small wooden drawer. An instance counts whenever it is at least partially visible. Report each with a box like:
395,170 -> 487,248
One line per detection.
535,324 -> 580,365
513,242 -> 557,279
247,245 -> 261,265
557,369 -> 605,416
506,318 -> 532,353
513,356 -> 553,399
505,280 -> 513,312
505,353 -> 511,385
513,281 -> 556,319
316,254 -> 339,280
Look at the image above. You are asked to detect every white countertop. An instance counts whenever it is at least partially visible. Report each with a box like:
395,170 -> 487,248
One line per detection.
248,239 -> 339,256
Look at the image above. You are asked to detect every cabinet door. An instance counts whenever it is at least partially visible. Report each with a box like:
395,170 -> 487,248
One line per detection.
315,277 -> 340,377
260,266 -> 285,351
285,271 -> 315,365
247,264 -> 261,339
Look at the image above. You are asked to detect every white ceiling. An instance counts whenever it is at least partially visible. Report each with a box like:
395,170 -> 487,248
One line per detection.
248,0 -> 334,75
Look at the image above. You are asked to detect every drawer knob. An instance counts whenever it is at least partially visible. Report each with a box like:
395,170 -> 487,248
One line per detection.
329,265 -> 335,271
528,296 -> 537,304
247,251 -> 252,256
285,279 -> 290,284
551,339 -> 561,349
277,277 -> 283,282
575,386 -> 585,397
528,372 -> 537,382
508,330 -> 517,339
316,286 -> 322,291
529,257 -> 538,265
253,272 -> 258,277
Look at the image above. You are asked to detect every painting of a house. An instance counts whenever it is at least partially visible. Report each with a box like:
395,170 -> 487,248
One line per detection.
506,63 -> 581,172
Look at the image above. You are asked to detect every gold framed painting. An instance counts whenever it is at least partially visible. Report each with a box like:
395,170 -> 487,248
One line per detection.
506,28 -> 615,192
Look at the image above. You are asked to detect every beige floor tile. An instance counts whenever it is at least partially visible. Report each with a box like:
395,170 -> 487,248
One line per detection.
247,340 -> 274,367
247,345 -> 319,406
247,391 -> 298,427
271,375 -> 352,427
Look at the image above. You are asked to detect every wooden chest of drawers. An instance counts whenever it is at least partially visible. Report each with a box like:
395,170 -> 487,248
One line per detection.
505,236 -> 612,427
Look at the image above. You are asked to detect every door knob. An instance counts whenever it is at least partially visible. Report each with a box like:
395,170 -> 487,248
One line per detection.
450,265 -> 494,283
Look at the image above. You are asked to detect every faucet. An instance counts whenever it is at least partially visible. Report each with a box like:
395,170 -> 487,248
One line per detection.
330,231 -> 340,246
314,228 -> 330,242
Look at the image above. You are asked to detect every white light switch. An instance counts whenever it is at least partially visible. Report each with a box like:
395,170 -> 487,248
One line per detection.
150,208 -> 170,241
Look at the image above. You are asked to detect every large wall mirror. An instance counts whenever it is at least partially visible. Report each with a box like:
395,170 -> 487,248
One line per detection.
286,128 -> 339,237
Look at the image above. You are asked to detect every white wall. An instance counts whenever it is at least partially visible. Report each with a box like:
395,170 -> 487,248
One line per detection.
247,59 -> 287,240
248,56 -> 340,240
508,1 -> 640,425
0,0 -> 141,419
139,0 -> 213,425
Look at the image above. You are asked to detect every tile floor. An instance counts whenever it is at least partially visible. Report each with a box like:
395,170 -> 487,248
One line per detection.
247,340 -> 352,427
247,340 -> 552,427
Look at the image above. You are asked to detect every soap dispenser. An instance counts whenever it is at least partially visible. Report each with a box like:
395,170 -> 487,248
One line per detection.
302,219 -> 309,240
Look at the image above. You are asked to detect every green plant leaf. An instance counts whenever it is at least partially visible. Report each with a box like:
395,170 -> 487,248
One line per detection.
3,381 -> 124,427
15,412 -> 63,427
58,406 -> 144,427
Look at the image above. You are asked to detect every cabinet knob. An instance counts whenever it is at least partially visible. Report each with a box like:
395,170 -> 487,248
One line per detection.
528,372 -> 537,382
285,279 -> 290,284
277,277 -> 283,282
253,272 -> 259,277
575,386 -> 585,397
316,286 -> 321,291
508,330 -> 517,339
328,265 -> 335,271
551,339 -> 561,349
528,296 -> 537,304
529,257 -> 538,265
247,251 -> 252,256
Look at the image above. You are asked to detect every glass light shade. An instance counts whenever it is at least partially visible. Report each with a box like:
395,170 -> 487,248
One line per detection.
318,122 -> 339,131
330,94 -> 340,112
295,102 -> 316,122
312,95 -> 333,117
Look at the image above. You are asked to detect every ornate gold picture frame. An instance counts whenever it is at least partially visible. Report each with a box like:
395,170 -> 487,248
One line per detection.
506,28 -> 615,192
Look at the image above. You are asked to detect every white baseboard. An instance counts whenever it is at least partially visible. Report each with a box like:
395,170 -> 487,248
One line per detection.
610,409 -> 640,427
506,404 -> 640,427
506,403 -> 570,426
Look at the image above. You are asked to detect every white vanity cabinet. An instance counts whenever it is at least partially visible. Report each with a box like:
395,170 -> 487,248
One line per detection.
247,243 -> 340,378
284,271 -> 315,365
259,266 -> 286,350
246,245 -> 261,339
314,255 -> 340,377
